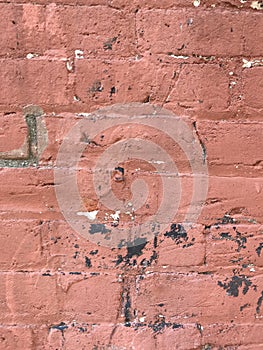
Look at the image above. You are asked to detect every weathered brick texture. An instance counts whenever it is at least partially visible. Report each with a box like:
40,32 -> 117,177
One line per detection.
0,0 -> 263,349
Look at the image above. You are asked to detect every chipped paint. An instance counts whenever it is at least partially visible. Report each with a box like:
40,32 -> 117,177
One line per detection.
193,0 -> 201,7
242,58 -> 263,68
75,49 -> 84,59
77,210 -> 99,221
251,1 -> 263,10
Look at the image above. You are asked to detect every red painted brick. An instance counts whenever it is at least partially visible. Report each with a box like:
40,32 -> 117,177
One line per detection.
157,225 -> 206,268
244,12 -> 263,56
62,5 -> 136,58
108,0 -> 250,10
201,176 -> 263,225
74,58 -> 174,108
197,120 -> 263,177
0,59 -> 69,107
0,112 -> 28,155
137,10 -> 245,57
205,224 -> 263,269
0,327 -> 34,350
63,274 -> 122,323
0,220 -> 46,270
243,67 -> 263,110
0,4 -> 21,58
134,273 -> 263,325
202,324 -> 263,348
0,168 -> 61,220
1,273 -> 61,324
167,64 -> 230,112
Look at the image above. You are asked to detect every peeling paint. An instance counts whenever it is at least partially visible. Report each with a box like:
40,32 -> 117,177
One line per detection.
242,58 -> 263,68
193,0 -> 201,7
75,49 -> 84,59
77,210 -> 99,221
251,1 -> 263,10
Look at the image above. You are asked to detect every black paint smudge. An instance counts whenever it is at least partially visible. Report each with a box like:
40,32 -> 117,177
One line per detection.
218,275 -> 256,297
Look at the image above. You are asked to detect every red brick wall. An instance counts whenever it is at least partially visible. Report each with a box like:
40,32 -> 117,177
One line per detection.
0,1 -> 263,349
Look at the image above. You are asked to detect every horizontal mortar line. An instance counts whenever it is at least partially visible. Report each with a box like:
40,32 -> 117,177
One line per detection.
0,218 -> 261,227
0,55 -> 261,64
1,269 -> 263,275
135,270 -> 263,277
0,270 -> 119,275
0,322 -> 215,328
28,167 -> 263,179
43,113 -> 263,124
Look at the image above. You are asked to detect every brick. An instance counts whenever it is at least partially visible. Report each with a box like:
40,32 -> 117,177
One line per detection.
34,219 -> 129,272
134,273 -> 263,325
243,67 -> 263,110
1,4 -> 136,58
41,115 -> 263,177
205,224 -> 263,269
137,9 -> 245,57
108,0 -> 250,10
0,4 -> 21,58
74,58 -> 175,109
62,5 -> 136,58
200,176 -> 263,225
1,273 -> 61,324
0,327 -> 34,350
202,324 -> 263,348
110,325 -> 201,350
0,59 -> 69,107
63,274 -> 122,323
0,168 -> 61,220
0,112 -> 28,155
0,220 -> 46,270
157,225 -> 206,268
197,120 -> 263,177
167,64 -> 230,112
244,12 -> 263,56
48,324 -> 114,350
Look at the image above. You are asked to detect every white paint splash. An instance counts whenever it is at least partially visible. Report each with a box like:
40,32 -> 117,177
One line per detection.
242,58 -> 263,68
251,1 -> 263,10
193,0 -> 200,7
77,210 -> 98,221
75,49 -> 84,59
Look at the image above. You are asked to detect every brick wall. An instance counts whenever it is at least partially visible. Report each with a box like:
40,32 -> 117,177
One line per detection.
0,1 -> 263,349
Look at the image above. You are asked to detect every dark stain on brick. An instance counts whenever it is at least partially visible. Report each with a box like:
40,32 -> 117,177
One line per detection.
85,256 -> 92,268
123,290 -> 132,323
219,230 -> 247,252
90,249 -> 98,255
103,37 -> 117,50
218,275 -> 257,297
164,224 -> 188,245
90,80 -> 103,93
217,215 -> 235,225
256,243 -> 263,257
78,327 -> 87,333
126,238 -> 147,258
50,322 -> 68,332
89,224 -> 111,235
115,254 -> 124,266
240,303 -> 250,311
256,291 -> 263,314
148,320 -> 183,333
110,86 -> 116,97
140,250 -> 158,267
